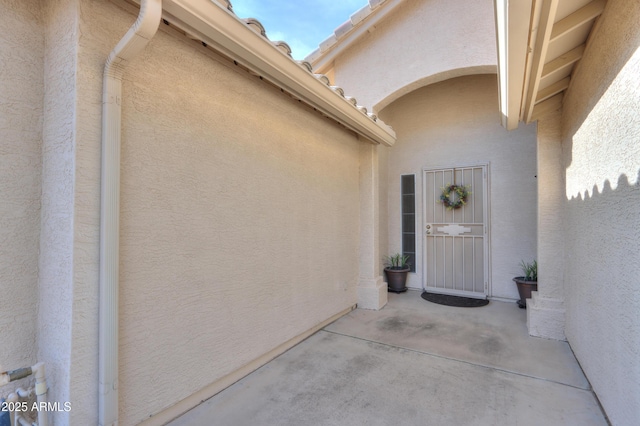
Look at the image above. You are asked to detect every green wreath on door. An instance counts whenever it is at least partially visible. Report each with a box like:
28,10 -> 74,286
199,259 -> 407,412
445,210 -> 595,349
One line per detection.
439,184 -> 471,210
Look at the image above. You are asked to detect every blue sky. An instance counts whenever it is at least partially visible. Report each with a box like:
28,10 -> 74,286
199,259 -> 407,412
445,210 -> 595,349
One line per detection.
231,0 -> 369,60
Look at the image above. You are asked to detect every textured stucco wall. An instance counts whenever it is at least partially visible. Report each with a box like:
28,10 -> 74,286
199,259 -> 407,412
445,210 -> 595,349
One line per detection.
379,75 -> 538,299
535,113 -> 565,301
37,0 -> 80,423
378,145 -> 389,284
0,0 -> 43,388
560,0 -> 640,424
527,112 -> 567,341
77,2 -> 362,424
331,0 -> 497,112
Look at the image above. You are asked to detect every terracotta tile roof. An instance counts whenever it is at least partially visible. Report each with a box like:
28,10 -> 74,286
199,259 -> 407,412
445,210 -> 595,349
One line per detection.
305,0 -> 390,64
211,0 -> 387,125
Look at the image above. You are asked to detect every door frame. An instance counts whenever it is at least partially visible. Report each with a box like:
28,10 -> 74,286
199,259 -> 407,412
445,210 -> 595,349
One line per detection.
421,163 -> 491,298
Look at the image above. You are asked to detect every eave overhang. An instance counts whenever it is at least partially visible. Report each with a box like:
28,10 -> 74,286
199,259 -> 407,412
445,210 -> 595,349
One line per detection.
495,0 -> 607,130
494,0 -> 534,130
147,0 -> 396,146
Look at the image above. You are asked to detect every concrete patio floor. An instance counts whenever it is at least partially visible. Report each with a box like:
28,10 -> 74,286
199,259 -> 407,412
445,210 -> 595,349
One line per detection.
169,290 -> 608,425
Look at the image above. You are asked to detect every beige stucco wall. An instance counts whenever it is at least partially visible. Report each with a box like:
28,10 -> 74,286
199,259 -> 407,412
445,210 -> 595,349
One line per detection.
68,1 -> 363,424
379,75 -> 538,300
560,0 -> 640,424
37,0 -> 95,423
330,0 -> 497,112
528,111 -> 566,340
536,113 -> 564,301
0,0 -> 365,422
0,0 -> 43,389
378,145 -> 389,284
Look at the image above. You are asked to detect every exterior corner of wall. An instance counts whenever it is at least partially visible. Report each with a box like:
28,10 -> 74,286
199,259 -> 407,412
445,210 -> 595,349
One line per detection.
0,0 -> 44,392
357,277 -> 388,310
527,292 -> 566,341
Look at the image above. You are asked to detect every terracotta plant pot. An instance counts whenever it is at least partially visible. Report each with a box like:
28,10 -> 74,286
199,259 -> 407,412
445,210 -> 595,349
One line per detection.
385,267 -> 410,293
513,277 -> 538,309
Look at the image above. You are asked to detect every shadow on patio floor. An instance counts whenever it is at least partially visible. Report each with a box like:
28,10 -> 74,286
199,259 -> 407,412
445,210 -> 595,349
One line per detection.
170,290 -> 607,426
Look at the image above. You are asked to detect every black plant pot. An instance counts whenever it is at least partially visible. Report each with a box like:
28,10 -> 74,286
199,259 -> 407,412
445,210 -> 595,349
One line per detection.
385,267 -> 410,293
513,277 -> 538,309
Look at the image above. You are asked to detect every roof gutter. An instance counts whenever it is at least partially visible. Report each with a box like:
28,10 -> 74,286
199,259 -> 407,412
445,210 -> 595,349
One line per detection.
160,0 -> 395,146
100,1 -> 162,424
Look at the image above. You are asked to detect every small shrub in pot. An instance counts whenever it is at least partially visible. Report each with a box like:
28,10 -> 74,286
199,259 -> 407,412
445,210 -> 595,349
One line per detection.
384,253 -> 410,293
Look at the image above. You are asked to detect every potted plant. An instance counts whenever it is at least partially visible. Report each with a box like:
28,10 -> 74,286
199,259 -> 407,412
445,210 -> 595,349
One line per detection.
513,260 -> 537,308
384,253 -> 411,293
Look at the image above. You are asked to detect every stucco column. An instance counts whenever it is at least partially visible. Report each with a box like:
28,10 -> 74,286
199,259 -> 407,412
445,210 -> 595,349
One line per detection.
357,139 -> 387,310
528,113 -> 566,340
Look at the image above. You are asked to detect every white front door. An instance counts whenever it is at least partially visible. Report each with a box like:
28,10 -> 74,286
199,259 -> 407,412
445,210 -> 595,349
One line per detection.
423,166 -> 488,298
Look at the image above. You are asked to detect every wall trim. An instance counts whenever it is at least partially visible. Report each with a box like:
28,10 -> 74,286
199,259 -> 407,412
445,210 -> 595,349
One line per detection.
140,305 -> 356,425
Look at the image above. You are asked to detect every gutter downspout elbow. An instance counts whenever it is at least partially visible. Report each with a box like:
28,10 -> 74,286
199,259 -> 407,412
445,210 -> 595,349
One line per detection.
100,1 -> 161,425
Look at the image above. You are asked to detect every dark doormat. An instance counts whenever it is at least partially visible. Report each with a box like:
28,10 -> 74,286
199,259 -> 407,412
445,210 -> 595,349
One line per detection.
421,291 -> 489,307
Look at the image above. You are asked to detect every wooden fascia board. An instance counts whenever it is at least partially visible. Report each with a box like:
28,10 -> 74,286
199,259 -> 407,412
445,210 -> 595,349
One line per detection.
159,0 -> 396,146
540,44 -> 585,79
550,0 -> 606,42
523,0 -> 560,123
494,0 -> 534,130
565,10 -> 605,99
535,76 -> 570,103
531,92 -> 563,121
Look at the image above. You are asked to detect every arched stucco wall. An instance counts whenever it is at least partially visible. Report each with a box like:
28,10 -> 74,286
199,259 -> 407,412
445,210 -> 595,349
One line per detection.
378,74 -> 538,300
374,65 -> 497,113
330,0 -> 497,112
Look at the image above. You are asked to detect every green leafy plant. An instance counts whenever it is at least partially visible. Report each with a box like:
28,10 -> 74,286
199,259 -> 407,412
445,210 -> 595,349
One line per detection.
520,260 -> 537,281
385,253 -> 410,269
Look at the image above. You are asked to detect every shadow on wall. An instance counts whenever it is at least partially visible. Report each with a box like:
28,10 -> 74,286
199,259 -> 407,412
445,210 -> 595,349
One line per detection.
563,169 -> 640,318
563,170 -> 640,297
562,0 -> 640,199
562,168 -> 640,425
563,42 -> 639,200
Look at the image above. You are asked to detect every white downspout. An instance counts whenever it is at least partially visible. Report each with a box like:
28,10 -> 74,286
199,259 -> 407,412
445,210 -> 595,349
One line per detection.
100,1 -> 161,425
